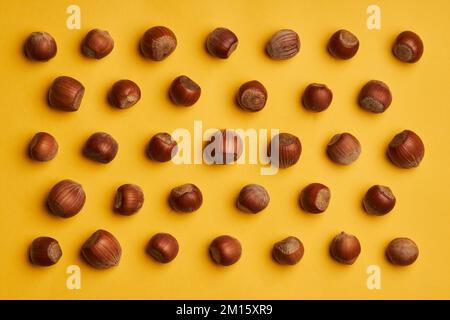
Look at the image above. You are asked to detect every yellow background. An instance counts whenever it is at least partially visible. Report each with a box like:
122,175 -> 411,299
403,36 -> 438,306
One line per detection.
1,0 -> 449,299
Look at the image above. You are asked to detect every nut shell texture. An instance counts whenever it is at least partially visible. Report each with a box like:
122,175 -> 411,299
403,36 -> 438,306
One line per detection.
206,28 -> 238,59
29,237 -> 62,266
29,132 -> 58,161
209,235 -> 242,266
47,179 -> 86,218
48,76 -> 85,111
272,236 -> 304,265
236,184 -> 270,213
81,230 -> 122,269
386,238 -> 419,266
266,29 -> 300,60
392,31 -> 424,63
387,130 -> 425,168
140,26 -> 177,61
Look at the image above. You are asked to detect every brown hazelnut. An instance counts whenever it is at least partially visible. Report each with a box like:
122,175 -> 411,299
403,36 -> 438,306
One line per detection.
169,75 -> 201,106
169,183 -> 203,213
140,26 -> 177,61
48,76 -> 85,111
81,29 -> 114,59
236,80 -> 267,112
272,236 -> 304,265
386,237 -> 419,266
29,132 -> 58,161
358,80 -> 392,113
108,80 -> 141,109
206,27 -> 238,59
146,233 -> 179,263
268,133 -> 302,168
29,237 -> 62,266
47,179 -> 86,218
209,235 -> 242,266
387,130 -> 425,169
326,132 -> 361,165
302,83 -> 333,112
81,230 -> 122,269
327,29 -> 359,60
392,31 -> 424,63
363,185 -> 396,215
330,232 -> 361,265
300,183 -> 331,213
266,29 -> 300,60
204,130 -> 243,164
146,132 -> 178,162
24,32 -> 57,61
83,132 -> 118,164
236,184 -> 270,213
114,184 -> 144,215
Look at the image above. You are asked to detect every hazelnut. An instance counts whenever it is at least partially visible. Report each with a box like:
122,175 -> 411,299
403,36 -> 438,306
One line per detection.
24,32 -> 57,61
169,75 -> 201,106
81,29 -> 114,59
268,133 -> 302,168
204,130 -> 243,164
209,235 -> 242,266
386,237 -> 419,266
387,130 -> 425,169
48,76 -> 85,112
326,132 -> 361,165
29,237 -> 62,266
140,26 -> 177,61
47,179 -> 86,218
114,184 -> 144,215
330,232 -> 361,265
392,31 -> 424,63
358,80 -> 392,113
299,183 -> 331,213
206,27 -> 238,59
146,132 -> 178,162
327,29 -> 359,60
363,185 -> 396,215
236,80 -> 267,112
266,29 -> 300,60
146,233 -> 179,263
108,80 -> 141,109
29,132 -> 58,161
169,183 -> 203,213
81,230 -> 122,269
83,132 -> 118,164
302,83 -> 333,112
236,184 -> 270,213
272,236 -> 304,265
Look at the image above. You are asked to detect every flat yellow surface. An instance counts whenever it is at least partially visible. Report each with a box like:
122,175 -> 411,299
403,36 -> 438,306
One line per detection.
1,0 -> 449,300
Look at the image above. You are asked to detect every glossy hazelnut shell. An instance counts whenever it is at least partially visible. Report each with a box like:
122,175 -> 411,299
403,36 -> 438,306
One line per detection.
81,230 -> 122,269
29,237 -> 62,266
236,184 -> 270,213
302,83 -> 333,112
24,32 -> 57,61
266,29 -> 300,60
205,130 -> 243,164
358,80 -> 392,113
392,31 -> 424,63
29,132 -> 58,161
169,76 -> 201,106
47,179 -> 86,218
83,132 -> 118,163
169,183 -> 203,213
146,233 -> 179,263
209,235 -> 242,266
326,132 -> 361,165
114,184 -> 144,215
387,130 -> 425,168
363,185 -> 396,215
268,133 -> 302,168
146,132 -> 178,162
386,237 -> 419,266
272,236 -> 304,265
108,80 -> 141,109
330,232 -> 361,264
140,26 -> 177,61
206,28 -> 238,59
300,183 -> 331,213
327,29 -> 359,60
48,76 -> 85,111
236,80 -> 267,112
82,29 -> 114,59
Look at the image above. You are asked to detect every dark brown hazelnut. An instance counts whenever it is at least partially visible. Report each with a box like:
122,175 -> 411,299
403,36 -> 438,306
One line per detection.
206,28 -> 238,59
236,80 -> 267,112
47,179 -> 86,218
48,76 -> 85,111
169,183 -> 203,213
236,184 -> 270,213
392,31 -> 424,63
146,132 -> 178,162
387,130 -> 425,169
299,183 -> 331,213
386,237 -> 419,266
108,80 -> 141,109
169,75 -> 201,106
29,132 -> 58,161
114,184 -> 144,215
81,229 -> 122,269
29,237 -> 62,266
268,133 -> 302,168
24,32 -> 57,61
140,26 -> 177,61
330,232 -> 361,265
83,132 -> 118,164
326,132 -> 361,165
209,235 -> 242,266
327,29 -> 359,60
266,29 -> 300,60
81,29 -> 114,59
204,130 -> 243,164
146,233 -> 179,263
358,80 -> 392,113
302,83 -> 333,112
363,185 -> 396,215
272,236 -> 304,265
